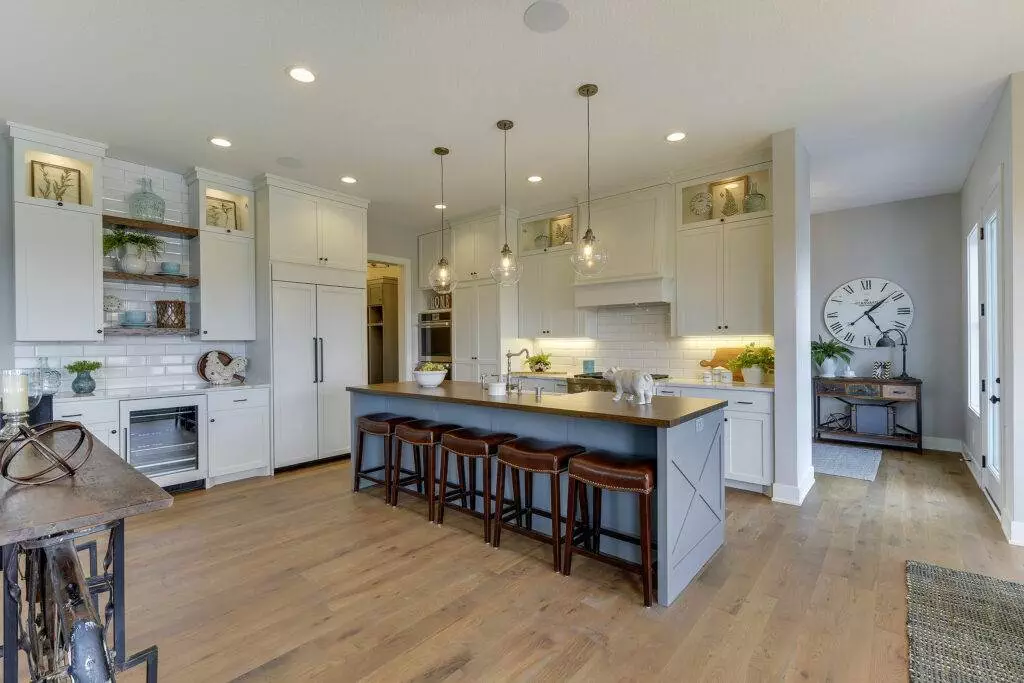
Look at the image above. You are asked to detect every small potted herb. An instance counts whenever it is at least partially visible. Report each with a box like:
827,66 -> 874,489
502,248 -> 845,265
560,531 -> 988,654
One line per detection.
811,335 -> 854,378
727,344 -> 775,385
65,361 -> 102,395
526,353 -> 552,373
103,228 -> 163,275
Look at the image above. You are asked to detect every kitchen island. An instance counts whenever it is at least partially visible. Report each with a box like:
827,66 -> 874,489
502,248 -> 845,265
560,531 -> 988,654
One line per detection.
348,381 -> 727,606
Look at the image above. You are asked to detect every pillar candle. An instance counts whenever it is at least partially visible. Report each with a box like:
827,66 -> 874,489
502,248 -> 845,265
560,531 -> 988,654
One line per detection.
1,373 -> 29,413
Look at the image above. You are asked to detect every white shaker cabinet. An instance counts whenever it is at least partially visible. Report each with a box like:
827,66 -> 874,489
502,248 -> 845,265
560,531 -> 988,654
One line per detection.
267,186 -> 319,266
207,387 -> 271,483
448,208 -> 516,283
519,252 -> 595,338
674,217 -> 773,336
318,199 -> 367,272
576,185 -> 673,283
192,232 -> 255,341
14,203 -> 104,342
452,281 -> 501,381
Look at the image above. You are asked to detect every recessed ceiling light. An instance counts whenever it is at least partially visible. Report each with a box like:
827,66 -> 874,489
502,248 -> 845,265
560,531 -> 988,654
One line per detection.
434,203 -> 447,210
288,66 -> 316,83
666,131 -> 686,142
524,1 -> 569,33
208,137 -> 232,147
276,156 -> 303,168
527,175 -> 543,183
340,176 -> 357,184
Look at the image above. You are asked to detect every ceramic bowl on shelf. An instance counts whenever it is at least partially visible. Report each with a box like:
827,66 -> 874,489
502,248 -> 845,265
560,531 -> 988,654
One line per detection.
159,261 -> 181,275
413,370 -> 447,388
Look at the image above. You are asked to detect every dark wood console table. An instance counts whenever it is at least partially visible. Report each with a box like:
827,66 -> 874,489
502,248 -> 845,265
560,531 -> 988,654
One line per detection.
813,376 -> 922,452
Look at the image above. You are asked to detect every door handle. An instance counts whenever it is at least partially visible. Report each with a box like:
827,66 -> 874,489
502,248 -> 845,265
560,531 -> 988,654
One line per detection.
990,395 -> 1001,404
313,337 -> 319,383
319,337 -> 325,383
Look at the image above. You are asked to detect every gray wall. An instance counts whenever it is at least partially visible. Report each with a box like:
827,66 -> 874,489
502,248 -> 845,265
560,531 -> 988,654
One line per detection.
0,138 -> 13,369
811,193 -> 964,442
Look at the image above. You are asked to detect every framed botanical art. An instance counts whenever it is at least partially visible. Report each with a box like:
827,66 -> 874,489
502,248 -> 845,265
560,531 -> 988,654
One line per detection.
709,175 -> 748,219
206,196 -> 238,229
31,161 -> 82,204
549,213 -> 574,246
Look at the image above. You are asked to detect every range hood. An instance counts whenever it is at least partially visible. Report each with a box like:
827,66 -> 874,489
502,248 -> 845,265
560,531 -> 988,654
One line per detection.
574,276 -> 673,308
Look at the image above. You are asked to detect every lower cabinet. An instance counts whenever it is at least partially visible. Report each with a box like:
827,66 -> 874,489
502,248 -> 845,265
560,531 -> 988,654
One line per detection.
207,388 -> 271,484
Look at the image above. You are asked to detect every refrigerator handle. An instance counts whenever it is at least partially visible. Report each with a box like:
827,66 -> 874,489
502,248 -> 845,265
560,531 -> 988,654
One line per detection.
313,336 -> 319,383
319,337 -> 325,383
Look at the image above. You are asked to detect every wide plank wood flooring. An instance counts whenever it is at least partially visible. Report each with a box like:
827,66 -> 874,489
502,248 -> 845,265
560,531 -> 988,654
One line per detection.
115,449 -> 1024,682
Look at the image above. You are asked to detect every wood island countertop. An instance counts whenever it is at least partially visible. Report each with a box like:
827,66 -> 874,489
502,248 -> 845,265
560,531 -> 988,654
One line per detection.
348,381 -> 726,428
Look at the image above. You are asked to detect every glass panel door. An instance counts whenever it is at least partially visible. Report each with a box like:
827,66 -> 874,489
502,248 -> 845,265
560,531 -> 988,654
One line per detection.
980,182 -> 1003,512
125,404 -> 201,478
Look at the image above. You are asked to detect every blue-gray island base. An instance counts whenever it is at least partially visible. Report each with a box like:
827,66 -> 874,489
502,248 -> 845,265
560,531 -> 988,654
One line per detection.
347,381 -> 727,606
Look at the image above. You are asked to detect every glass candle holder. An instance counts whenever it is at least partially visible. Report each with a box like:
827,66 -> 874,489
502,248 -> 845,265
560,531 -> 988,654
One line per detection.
0,369 -> 43,439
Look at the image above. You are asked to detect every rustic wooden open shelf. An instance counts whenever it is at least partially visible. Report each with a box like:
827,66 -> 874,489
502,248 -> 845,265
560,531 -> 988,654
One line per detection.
103,271 -> 199,287
102,214 -> 199,239
104,327 -> 199,337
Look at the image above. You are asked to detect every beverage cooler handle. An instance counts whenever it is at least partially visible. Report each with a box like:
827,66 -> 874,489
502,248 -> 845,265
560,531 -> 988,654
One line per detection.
122,427 -> 129,460
313,337 -> 319,383
319,337 -> 325,383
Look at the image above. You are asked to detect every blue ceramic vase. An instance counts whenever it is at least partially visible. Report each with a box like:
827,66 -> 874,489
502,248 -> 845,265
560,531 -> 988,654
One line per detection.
71,371 -> 96,395
129,177 -> 165,222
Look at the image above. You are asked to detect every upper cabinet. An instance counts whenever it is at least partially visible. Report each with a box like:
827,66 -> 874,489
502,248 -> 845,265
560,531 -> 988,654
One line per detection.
255,174 -> 369,273
190,231 -> 256,341
576,185 -> 674,284
9,122 -> 106,215
186,167 -> 254,238
519,251 -> 596,339
448,207 -> 517,283
417,229 -> 452,290
519,208 -> 576,256
675,217 -> 773,336
677,163 -> 772,229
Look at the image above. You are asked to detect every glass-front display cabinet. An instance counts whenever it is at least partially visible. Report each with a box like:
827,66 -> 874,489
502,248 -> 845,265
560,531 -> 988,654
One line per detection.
186,167 -> 254,237
519,207 -> 577,256
10,123 -> 106,214
677,163 -> 772,228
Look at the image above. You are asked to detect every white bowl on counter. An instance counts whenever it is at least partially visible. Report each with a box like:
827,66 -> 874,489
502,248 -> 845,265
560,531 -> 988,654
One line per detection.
413,370 -> 447,388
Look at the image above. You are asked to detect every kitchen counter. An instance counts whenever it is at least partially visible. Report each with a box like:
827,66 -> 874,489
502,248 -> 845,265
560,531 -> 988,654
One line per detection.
348,381 -> 724,428
509,371 -> 568,378
52,382 -> 271,402
348,381 -> 727,605
657,378 -> 775,393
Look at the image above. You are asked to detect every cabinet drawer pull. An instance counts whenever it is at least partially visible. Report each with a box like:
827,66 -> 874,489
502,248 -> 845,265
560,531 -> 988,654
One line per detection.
232,398 -> 248,403
60,413 -> 83,418
736,401 -> 754,405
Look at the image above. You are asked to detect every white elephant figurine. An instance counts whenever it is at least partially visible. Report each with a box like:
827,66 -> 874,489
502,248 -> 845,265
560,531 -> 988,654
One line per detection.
603,367 -> 655,405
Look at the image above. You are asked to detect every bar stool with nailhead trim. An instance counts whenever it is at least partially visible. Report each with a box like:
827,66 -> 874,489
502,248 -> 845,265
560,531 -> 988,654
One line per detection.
492,437 -> 587,572
352,413 -> 416,501
562,451 -> 657,607
436,427 -> 516,543
391,420 -> 461,519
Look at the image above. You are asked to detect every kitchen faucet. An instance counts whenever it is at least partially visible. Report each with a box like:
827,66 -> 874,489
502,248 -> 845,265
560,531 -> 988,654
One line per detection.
505,347 -> 531,391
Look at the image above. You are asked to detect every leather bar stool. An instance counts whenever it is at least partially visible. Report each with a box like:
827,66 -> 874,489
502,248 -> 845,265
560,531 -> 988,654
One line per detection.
436,427 -> 516,543
492,437 -> 586,572
562,452 -> 657,607
352,413 -> 416,500
391,420 -> 460,519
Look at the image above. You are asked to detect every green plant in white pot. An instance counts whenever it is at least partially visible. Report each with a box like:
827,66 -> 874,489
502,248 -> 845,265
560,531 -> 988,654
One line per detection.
811,335 -> 853,378
103,229 -> 163,275
727,344 -> 774,385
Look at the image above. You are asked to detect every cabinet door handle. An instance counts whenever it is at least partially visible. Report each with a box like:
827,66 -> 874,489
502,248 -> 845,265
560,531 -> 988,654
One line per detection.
110,429 -> 117,434
232,398 -> 248,403
313,337 -> 319,383
736,401 -> 754,405
210,418 -> 216,423
319,337 -> 325,383
723,325 -> 729,329
96,329 -> 102,334
60,413 -> 83,418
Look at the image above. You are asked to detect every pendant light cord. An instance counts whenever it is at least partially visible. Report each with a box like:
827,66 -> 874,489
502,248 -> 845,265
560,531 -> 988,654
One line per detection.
440,153 -> 445,258
503,126 -> 509,243
586,92 -> 591,233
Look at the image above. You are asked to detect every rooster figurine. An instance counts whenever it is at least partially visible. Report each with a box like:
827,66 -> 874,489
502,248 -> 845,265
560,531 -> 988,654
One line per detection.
203,351 -> 248,385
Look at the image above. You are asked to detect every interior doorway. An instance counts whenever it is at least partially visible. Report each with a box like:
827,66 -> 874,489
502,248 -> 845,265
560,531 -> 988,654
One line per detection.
366,255 -> 416,383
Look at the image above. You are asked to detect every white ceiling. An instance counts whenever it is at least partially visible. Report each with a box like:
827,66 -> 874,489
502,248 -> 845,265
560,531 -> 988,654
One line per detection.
3,1 -> 1022,238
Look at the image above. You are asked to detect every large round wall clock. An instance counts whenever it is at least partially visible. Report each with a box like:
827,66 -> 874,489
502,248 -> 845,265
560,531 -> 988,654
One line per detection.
823,277 -> 914,348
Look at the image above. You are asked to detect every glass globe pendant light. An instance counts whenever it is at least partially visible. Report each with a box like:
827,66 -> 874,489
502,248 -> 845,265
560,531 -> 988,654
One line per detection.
428,146 -> 457,295
570,83 -> 609,277
490,119 -> 522,286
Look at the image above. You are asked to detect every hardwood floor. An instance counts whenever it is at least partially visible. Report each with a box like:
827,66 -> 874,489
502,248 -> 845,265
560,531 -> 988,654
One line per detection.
115,449 -> 1024,682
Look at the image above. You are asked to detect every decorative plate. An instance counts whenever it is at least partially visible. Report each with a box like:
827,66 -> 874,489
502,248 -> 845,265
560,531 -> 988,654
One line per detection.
196,350 -> 247,385
689,192 -> 712,218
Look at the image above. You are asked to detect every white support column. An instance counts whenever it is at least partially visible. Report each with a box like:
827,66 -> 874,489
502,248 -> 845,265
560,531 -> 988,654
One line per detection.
771,129 -> 815,505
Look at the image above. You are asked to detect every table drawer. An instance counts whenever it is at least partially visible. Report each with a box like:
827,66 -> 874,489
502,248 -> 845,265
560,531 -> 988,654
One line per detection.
52,399 -> 118,424
207,387 -> 270,413
881,384 -> 917,400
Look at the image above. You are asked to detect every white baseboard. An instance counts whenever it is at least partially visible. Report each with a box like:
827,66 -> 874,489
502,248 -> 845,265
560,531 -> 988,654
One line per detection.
771,467 -> 815,506
1007,520 -> 1024,546
922,436 -> 964,453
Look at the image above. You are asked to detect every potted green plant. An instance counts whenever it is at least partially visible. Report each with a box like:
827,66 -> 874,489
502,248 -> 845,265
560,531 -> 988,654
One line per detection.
65,361 -> 102,395
103,228 -> 163,275
811,335 -> 853,378
526,352 -> 552,373
413,361 -> 448,388
727,344 -> 774,385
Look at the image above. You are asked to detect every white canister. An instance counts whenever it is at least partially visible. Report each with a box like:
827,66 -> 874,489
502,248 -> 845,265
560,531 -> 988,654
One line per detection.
717,368 -> 733,383
488,382 -> 507,396
702,370 -> 714,384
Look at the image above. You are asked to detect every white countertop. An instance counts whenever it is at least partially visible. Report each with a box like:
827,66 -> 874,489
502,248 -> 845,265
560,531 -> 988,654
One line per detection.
655,378 -> 775,393
52,383 -> 270,403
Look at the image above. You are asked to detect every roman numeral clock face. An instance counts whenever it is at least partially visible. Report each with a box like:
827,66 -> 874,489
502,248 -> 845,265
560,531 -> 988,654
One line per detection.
823,278 -> 914,348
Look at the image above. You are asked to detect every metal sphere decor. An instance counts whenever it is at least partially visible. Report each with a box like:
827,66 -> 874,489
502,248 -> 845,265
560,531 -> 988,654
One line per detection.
0,421 -> 95,485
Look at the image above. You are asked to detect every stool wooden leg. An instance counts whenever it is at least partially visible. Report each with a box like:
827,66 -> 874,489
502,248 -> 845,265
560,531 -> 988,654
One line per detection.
511,467 -> 523,527
427,444 -> 436,522
469,458 -> 478,512
414,445 -> 424,494
493,462 -> 506,548
549,471 -> 562,573
384,435 -> 394,505
525,471 -> 533,528
592,487 -> 603,554
437,449 -> 449,525
577,482 -> 591,549
562,476 -> 578,576
456,455 -> 469,508
352,429 -> 365,492
391,437 -> 404,506
639,490 -> 654,608
483,456 -> 493,544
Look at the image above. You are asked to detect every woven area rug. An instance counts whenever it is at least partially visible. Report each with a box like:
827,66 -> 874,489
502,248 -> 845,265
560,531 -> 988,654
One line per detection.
811,443 -> 882,481
907,561 -> 1024,682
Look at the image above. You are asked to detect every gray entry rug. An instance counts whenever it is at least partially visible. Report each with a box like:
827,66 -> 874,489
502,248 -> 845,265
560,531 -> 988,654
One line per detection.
811,443 -> 882,481
907,561 -> 1024,682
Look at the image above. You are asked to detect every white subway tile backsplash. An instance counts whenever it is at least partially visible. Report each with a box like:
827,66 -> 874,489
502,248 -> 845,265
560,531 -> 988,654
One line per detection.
36,344 -> 82,357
